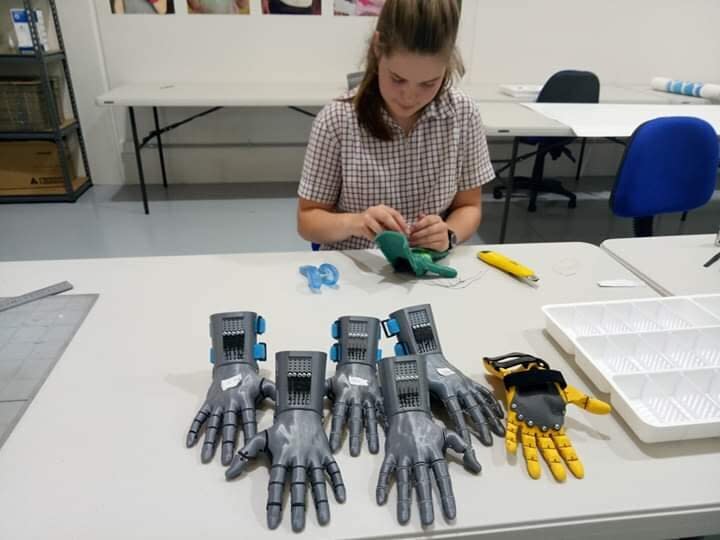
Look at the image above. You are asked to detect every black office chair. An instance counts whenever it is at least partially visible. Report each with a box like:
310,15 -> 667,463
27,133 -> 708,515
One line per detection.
347,71 -> 363,90
494,70 -> 600,212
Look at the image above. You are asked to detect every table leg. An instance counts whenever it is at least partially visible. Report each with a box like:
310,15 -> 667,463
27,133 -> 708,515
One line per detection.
499,138 -> 519,244
129,107 -> 150,215
153,106 -> 168,188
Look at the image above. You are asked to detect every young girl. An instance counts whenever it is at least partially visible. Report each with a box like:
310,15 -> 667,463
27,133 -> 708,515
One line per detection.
297,0 -> 494,251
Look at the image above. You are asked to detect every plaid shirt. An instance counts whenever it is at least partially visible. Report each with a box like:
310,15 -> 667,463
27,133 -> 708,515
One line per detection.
298,87 -> 495,250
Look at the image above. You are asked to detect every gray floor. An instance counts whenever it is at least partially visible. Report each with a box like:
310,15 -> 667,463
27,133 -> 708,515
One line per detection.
1,177 -> 719,261
0,178 -> 719,449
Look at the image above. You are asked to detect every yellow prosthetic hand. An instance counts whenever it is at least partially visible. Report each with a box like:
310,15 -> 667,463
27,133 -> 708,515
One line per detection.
483,353 -> 611,481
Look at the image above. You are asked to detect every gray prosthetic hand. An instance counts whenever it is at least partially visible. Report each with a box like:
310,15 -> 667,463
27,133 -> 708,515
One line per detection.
384,304 -> 505,446
226,351 -> 346,532
326,316 -> 384,456
377,355 -> 482,526
186,312 -> 276,465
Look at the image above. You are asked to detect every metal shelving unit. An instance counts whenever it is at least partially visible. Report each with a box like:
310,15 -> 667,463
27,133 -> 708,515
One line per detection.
0,0 -> 92,203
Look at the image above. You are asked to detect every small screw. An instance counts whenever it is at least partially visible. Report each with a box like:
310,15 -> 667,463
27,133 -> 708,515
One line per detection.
541,425 -> 548,432
517,414 -> 524,421
553,424 -> 561,430
527,420 -> 534,427
511,403 -> 518,410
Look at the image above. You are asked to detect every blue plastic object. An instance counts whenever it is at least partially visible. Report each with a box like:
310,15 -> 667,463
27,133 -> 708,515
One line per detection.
611,117 -> 718,219
376,349 -> 382,362
255,316 -> 266,335
330,343 -> 339,362
299,263 -> 340,293
253,343 -> 267,362
331,321 -> 340,339
209,348 -> 215,364
394,342 -> 408,356
385,318 -> 400,336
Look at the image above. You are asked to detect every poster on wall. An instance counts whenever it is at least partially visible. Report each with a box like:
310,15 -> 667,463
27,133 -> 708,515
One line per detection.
334,0 -> 384,16
110,0 -> 175,14
187,0 -> 249,14
261,0 -> 321,15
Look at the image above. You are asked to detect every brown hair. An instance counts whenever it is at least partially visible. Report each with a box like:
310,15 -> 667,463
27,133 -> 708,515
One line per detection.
350,0 -> 464,141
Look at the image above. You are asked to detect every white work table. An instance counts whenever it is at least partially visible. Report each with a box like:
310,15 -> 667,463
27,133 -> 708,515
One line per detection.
1,243 -> 718,539
522,103 -> 720,138
602,234 -> 720,296
96,82 -> 711,108
466,83 -> 711,105
476,101 -> 571,138
97,82 -> 346,108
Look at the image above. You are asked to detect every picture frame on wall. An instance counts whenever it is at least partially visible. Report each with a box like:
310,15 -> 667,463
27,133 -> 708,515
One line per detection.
187,0 -> 250,14
110,0 -> 176,14
261,0 -> 321,15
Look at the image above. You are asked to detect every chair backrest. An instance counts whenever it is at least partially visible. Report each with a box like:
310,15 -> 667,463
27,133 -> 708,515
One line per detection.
610,116 -> 719,218
347,72 -> 363,90
538,70 -> 600,103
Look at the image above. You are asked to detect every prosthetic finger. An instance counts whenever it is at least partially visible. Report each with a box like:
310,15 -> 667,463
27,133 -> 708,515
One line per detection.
221,409 -> 239,466
396,460 -> 412,525
520,428 -> 542,480
474,382 -> 505,420
413,461 -> 434,526
324,457 -> 346,503
565,384 -> 612,415
430,458 -> 456,520
537,429 -> 566,482
364,400 -> 380,454
201,406 -> 223,463
238,393 -> 258,445
290,464 -> 308,532
266,464 -> 287,530
443,395 -> 471,444
225,431 -> 267,479
376,455 -> 396,505
443,429 -> 482,473
348,401 -> 364,457
459,391 -> 492,446
505,410 -> 520,454
309,464 -> 331,526
552,430 -> 584,479
186,402 -> 211,447
329,401 -> 348,453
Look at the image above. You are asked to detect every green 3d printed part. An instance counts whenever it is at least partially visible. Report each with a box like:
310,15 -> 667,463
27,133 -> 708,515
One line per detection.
375,231 -> 457,278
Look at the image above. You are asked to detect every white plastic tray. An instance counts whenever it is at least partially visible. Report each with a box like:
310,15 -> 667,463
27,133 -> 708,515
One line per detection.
542,294 -> 720,443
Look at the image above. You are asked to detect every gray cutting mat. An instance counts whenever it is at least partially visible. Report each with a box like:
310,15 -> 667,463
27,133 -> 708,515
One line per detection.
0,294 -> 98,447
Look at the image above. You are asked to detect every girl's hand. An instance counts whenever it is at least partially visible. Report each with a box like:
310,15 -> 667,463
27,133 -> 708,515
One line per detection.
410,213 -> 450,251
354,205 -> 410,241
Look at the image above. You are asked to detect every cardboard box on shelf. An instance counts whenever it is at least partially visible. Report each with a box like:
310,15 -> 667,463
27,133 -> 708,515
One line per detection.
0,140 -> 77,191
10,8 -> 49,53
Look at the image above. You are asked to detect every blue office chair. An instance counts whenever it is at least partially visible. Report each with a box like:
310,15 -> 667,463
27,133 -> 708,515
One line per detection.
610,116 -> 719,237
494,70 -> 600,212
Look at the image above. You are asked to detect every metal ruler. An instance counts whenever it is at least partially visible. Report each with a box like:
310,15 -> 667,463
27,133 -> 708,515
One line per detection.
0,281 -> 74,313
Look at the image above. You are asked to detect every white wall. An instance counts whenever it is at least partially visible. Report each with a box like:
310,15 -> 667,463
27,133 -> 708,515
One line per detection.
60,0 -> 720,185
467,0 -> 720,86
57,0 -> 125,185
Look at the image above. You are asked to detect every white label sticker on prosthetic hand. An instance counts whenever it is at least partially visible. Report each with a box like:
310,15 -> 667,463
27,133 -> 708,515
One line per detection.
221,374 -> 242,391
348,376 -> 369,387
437,368 -> 455,377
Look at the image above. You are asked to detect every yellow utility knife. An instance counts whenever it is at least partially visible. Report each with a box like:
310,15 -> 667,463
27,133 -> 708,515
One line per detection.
477,250 -> 539,285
